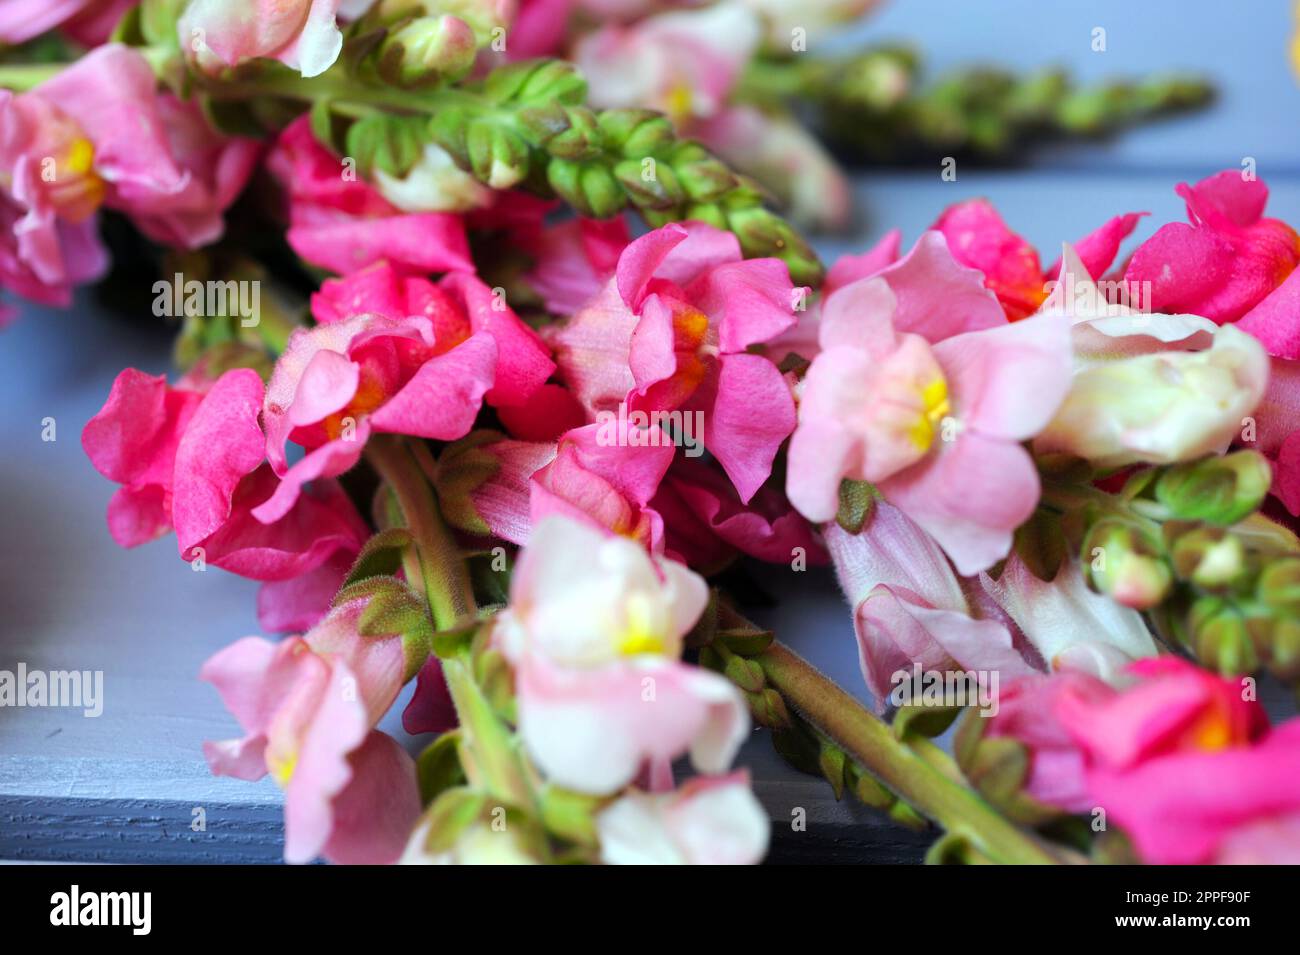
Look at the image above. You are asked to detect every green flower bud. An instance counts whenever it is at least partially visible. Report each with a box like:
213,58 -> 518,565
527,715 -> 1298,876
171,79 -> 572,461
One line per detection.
487,58 -> 587,105
617,114 -> 676,158
427,105 -> 474,165
596,109 -> 665,153
380,15 -> 478,86
612,158 -> 683,210
1190,597 -> 1257,676
1170,526 -> 1247,590
514,102 -> 571,147
1257,557 -> 1300,616
466,120 -> 529,188
1155,450 -> 1272,526
673,155 -> 737,203
725,206 -> 824,287
545,107 -> 605,161
1083,519 -> 1172,609
547,159 -> 624,217
1260,616 -> 1300,682
347,114 -> 429,179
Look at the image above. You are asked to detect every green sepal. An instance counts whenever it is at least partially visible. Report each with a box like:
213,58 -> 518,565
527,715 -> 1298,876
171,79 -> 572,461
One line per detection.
417,731 -> 468,805
539,785 -> 603,848
892,702 -> 961,740
346,113 -> 429,180
836,479 -> 876,534
341,528 -> 414,589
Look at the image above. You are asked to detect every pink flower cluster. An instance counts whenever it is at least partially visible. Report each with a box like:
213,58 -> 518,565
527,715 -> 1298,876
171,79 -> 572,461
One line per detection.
0,44 -> 259,319
988,658 -> 1300,864
30,0 -> 1290,865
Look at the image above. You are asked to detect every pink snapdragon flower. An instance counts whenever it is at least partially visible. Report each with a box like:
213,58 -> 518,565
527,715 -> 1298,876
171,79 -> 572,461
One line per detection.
254,313 -> 498,523
268,116 -> 473,276
83,366 -> 370,633
179,0 -> 357,78
310,260 -> 554,408
529,421 -> 673,547
596,772 -> 769,864
981,671 -> 1114,813
495,516 -> 749,794
827,501 -> 1154,706
436,421 -> 672,550
825,505 -> 1037,706
651,456 -> 827,572
1124,170 -> 1300,324
787,232 -> 1073,574
201,598 -> 423,864
83,367 -> 368,576
549,221 -> 802,502
0,45 -> 258,311
574,3 -> 760,124
0,0 -> 136,46
1049,658 -> 1300,864
931,198 -> 1144,321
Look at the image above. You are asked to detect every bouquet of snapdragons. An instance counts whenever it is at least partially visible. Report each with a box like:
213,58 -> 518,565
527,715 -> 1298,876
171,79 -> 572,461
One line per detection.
2,1 -> 1291,866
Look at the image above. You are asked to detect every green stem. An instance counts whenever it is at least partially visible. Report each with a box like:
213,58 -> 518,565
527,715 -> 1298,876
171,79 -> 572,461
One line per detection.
757,643 -> 1068,864
365,435 -> 475,630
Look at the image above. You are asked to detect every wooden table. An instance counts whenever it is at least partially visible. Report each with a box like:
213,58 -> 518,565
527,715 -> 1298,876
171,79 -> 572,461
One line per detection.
2,0 -> 1297,863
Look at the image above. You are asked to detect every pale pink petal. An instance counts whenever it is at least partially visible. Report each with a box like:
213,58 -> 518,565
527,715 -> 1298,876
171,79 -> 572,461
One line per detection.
516,654 -> 748,794
875,230 -> 1007,341
880,431 -> 1040,575
933,312 -> 1073,441
824,230 -> 902,297
321,731 -> 422,864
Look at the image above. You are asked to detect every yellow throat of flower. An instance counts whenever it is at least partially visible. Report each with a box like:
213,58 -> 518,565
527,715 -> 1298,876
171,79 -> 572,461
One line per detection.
906,377 -> 951,452
49,137 -> 107,224
617,591 -> 668,657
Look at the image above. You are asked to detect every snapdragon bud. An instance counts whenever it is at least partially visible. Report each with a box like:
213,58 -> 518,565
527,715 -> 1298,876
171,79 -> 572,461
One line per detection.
381,15 -> 477,85
1083,519 -> 1172,609
1257,557 -> 1300,616
1189,597 -> 1257,676
1156,450 -> 1272,526
1170,527 -> 1247,590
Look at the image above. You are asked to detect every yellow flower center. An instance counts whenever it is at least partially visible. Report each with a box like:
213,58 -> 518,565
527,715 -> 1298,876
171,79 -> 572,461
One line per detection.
268,750 -> 297,787
47,137 -> 106,224
906,377 -> 951,451
617,591 -> 668,657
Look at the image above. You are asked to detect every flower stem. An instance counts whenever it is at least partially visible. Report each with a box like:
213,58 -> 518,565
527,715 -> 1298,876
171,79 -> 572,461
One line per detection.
757,642 -> 1069,864
365,435 -> 475,630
